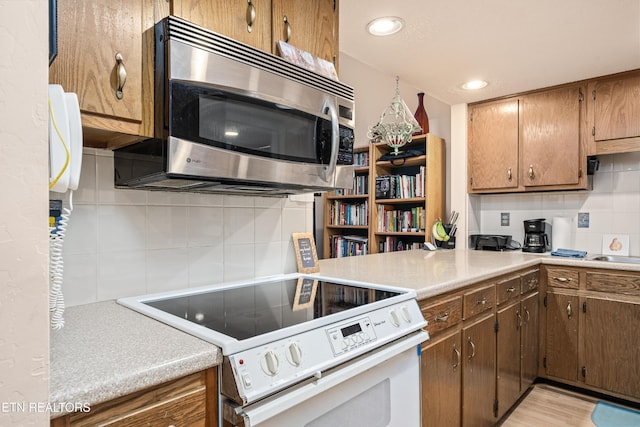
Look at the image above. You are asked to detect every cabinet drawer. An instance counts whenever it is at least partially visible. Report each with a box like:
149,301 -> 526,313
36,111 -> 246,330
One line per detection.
497,276 -> 520,305
546,267 -> 579,289
521,269 -> 540,293
463,284 -> 495,319
420,296 -> 463,335
586,271 -> 640,296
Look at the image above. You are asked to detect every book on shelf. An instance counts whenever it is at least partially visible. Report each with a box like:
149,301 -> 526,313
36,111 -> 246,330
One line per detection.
376,205 -> 425,232
329,199 -> 368,226
335,174 -> 368,196
354,151 -> 369,167
330,234 -> 368,257
375,167 -> 425,199
378,236 -> 423,253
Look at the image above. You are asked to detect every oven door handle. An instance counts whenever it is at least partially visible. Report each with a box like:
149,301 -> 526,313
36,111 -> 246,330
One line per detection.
321,98 -> 339,183
236,330 -> 429,426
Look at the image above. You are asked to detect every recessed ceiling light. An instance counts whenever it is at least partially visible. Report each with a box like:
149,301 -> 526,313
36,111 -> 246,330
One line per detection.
461,80 -> 488,90
366,17 -> 405,36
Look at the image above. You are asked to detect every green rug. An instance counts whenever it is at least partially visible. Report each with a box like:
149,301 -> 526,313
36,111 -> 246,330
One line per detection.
591,401 -> 640,427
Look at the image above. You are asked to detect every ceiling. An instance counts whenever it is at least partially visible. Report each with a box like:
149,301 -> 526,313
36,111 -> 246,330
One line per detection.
339,0 -> 640,105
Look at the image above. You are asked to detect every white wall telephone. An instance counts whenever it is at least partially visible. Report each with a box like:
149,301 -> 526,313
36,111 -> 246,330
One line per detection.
48,84 -> 82,329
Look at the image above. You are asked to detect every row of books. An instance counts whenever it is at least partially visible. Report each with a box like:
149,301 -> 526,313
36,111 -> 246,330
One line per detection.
353,151 -> 369,167
376,205 -> 425,232
378,237 -> 423,253
335,175 -> 368,196
328,200 -> 369,226
329,234 -> 369,258
375,166 -> 425,199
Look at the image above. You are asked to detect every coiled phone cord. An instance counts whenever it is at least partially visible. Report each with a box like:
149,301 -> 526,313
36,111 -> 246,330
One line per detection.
49,191 -> 73,329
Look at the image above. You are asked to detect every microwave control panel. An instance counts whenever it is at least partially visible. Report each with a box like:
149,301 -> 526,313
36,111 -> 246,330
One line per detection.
337,126 -> 354,165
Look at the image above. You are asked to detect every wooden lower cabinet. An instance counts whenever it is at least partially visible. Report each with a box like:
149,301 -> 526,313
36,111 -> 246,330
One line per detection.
521,292 -> 539,388
421,329 -> 462,427
584,296 -> 640,398
544,291 -> 579,382
51,368 -> 217,427
461,312 -> 496,427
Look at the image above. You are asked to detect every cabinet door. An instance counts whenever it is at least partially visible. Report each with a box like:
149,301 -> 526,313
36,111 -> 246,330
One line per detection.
50,0 -> 145,130
584,297 -> 640,398
521,292 -> 539,390
592,73 -> 640,142
272,0 -> 337,64
421,330 -> 462,427
462,313 -> 496,427
521,86 -> 582,187
545,292 -> 579,381
496,301 -> 520,420
468,98 -> 519,191
171,0 -> 272,51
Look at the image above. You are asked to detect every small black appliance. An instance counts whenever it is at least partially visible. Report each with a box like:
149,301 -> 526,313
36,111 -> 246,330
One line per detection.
522,218 -> 550,253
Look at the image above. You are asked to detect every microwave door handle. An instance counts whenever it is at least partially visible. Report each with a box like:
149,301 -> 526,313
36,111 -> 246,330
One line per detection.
322,99 -> 339,182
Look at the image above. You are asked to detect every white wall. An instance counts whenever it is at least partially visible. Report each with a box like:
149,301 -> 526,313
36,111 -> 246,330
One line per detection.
53,149 -> 314,307
0,0 -> 50,424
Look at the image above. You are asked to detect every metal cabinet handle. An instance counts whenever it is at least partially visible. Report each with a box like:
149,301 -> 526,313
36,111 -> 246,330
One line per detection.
566,302 -> 572,319
434,312 -> 449,322
246,0 -> 256,32
553,276 -> 571,283
507,167 -> 512,181
524,307 -> 530,324
477,298 -> 487,306
507,286 -> 516,293
516,309 -> 522,330
283,15 -> 291,42
453,346 -> 461,371
467,337 -> 476,360
528,164 -> 535,180
115,52 -> 126,100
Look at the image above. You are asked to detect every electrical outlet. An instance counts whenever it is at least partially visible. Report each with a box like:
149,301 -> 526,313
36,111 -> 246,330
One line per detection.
501,212 -> 510,226
578,212 -> 589,228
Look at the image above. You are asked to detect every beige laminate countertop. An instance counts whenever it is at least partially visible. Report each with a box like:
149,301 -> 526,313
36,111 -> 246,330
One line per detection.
49,300 -> 221,417
316,249 -> 640,300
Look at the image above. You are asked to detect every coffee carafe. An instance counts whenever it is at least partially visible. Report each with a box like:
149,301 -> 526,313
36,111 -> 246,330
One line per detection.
522,218 -> 550,253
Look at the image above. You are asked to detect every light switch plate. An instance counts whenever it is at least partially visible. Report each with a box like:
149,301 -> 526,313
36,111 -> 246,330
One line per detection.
577,212 -> 589,228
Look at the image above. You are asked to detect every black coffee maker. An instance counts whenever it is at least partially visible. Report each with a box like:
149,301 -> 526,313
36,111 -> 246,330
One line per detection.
522,218 -> 550,253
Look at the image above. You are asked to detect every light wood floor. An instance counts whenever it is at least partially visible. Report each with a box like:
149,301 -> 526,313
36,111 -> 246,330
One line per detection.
499,384 -> 598,427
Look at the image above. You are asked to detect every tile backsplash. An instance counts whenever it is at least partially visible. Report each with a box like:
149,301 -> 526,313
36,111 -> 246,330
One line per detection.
476,152 -> 640,256
52,149 -> 314,307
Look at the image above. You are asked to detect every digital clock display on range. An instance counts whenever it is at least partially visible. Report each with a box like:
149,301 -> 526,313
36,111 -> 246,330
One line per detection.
341,323 -> 362,337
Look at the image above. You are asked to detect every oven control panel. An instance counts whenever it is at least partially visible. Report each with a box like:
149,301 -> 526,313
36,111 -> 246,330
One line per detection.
326,317 -> 376,356
226,299 -> 427,404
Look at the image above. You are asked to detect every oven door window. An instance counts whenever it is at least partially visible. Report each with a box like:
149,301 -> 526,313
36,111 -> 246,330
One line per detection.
169,81 -> 332,164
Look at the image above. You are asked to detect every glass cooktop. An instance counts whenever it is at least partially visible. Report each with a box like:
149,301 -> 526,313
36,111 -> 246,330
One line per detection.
144,278 -> 401,341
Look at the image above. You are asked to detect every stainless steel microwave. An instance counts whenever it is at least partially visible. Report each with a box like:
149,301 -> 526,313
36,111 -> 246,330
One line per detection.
114,16 -> 355,196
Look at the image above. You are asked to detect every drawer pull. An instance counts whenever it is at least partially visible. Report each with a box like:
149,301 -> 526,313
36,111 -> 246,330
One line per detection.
453,346 -> 461,370
477,298 -> 488,306
553,276 -> 572,283
507,286 -> 516,293
115,52 -> 126,100
246,0 -> 256,32
434,312 -> 449,322
467,337 -> 476,360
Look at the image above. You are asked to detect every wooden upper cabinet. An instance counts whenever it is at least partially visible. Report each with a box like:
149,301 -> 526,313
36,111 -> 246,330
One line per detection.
588,70 -> 640,155
468,98 -> 519,192
171,0 -> 272,52
520,85 -> 583,188
272,0 -> 338,65
49,0 -> 153,147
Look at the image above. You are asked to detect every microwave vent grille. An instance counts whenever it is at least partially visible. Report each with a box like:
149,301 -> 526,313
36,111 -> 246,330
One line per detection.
165,16 -> 354,102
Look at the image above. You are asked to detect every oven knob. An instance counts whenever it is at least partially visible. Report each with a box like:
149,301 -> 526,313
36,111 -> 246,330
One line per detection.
286,342 -> 303,367
401,305 -> 412,323
260,350 -> 280,376
389,309 -> 401,327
